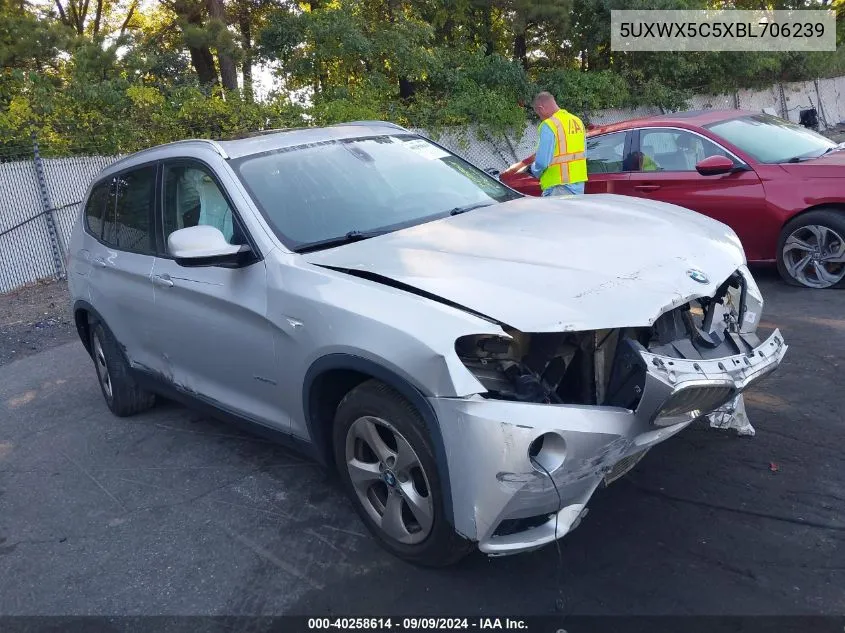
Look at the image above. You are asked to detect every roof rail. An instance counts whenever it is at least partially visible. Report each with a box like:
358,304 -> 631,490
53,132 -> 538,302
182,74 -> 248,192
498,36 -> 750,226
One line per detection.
162,138 -> 230,159
106,138 -> 229,171
334,120 -> 408,131
222,127 -> 310,140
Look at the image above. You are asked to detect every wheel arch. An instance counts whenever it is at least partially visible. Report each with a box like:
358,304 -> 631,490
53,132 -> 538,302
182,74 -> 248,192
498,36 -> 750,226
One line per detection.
302,354 -> 455,526
73,299 -> 106,358
777,203 -> 845,288
783,202 -> 845,231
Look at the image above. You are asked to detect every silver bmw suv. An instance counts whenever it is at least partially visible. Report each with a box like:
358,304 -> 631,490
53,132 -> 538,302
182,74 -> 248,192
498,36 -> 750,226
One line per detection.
68,121 -> 787,566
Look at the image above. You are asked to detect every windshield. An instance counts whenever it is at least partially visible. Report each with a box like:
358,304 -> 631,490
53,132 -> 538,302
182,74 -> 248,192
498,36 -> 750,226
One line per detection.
232,134 -> 520,251
705,114 -> 836,164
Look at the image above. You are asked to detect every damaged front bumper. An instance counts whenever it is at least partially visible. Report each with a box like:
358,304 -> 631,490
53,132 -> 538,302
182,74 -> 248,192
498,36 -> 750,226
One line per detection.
430,329 -> 787,556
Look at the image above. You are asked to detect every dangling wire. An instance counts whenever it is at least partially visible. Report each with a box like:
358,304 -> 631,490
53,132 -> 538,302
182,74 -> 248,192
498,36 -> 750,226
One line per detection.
531,456 -> 567,612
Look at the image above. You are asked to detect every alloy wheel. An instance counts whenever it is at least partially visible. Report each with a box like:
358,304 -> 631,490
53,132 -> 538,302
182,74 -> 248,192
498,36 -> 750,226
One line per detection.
93,333 -> 113,401
782,224 -> 845,288
345,416 -> 434,545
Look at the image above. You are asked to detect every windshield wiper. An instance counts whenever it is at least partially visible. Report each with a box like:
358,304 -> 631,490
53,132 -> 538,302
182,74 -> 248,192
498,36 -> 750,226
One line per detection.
449,201 -> 494,216
786,154 -> 817,163
294,229 -> 386,253
786,145 -> 843,162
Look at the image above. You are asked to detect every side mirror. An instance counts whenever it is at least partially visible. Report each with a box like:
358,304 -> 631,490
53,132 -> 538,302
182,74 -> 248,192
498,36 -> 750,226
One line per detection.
696,155 -> 735,176
168,225 -> 250,267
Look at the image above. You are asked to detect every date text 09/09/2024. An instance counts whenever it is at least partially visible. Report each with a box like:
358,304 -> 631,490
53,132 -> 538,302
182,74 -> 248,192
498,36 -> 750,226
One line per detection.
307,618 -> 529,630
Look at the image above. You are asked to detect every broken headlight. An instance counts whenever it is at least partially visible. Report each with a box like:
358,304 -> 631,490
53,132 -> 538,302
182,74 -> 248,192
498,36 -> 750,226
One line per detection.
736,265 -> 763,334
705,266 -> 763,336
455,334 -> 553,402
455,331 -> 605,405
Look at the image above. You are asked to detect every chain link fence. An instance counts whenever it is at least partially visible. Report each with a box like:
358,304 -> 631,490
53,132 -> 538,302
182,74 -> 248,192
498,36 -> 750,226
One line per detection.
0,141 -> 122,293
2,75 -> 845,295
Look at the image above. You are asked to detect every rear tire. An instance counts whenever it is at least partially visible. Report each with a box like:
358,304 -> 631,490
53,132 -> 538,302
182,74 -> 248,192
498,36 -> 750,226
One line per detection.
777,209 -> 845,289
91,321 -> 156,417
333,379 -> 472,567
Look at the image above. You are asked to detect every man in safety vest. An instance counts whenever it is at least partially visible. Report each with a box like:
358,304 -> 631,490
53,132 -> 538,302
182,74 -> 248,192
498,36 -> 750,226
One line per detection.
529,92 -> 588,196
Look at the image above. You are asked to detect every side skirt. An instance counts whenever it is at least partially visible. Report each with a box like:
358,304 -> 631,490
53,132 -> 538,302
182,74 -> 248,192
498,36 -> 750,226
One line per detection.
131,367 -> 323,465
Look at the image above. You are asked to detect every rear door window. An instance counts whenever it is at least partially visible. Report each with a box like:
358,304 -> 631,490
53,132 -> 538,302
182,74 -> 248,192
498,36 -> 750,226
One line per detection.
586,132 -> 628,174
97,166 -> 156,253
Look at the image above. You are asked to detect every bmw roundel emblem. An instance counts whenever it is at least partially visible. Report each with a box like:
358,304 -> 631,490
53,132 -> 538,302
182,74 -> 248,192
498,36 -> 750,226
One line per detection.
687,269 -> 709,284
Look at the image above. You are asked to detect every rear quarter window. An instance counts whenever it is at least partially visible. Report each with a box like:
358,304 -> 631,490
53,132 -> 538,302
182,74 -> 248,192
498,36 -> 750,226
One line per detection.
84,182 -> 109,239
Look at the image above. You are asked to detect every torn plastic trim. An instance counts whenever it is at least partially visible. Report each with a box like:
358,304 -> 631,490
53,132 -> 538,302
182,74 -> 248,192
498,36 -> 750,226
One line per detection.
635,329 -> 787,426
314,264 -> 506,326
430,329 -> 787,554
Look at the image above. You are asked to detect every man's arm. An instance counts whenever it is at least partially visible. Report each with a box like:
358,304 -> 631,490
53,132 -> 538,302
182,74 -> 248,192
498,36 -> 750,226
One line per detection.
530,124 -> 555,178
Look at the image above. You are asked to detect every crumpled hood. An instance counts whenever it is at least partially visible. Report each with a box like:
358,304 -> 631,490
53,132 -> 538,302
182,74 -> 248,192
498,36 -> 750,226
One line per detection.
303,194 -> 746,332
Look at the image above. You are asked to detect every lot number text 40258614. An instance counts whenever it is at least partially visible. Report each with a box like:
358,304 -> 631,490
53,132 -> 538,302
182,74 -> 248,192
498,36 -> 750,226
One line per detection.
307,617 -> 529,630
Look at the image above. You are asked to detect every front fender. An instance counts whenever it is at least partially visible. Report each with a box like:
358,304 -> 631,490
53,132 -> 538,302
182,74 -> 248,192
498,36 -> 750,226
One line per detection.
302,353 -> 456,528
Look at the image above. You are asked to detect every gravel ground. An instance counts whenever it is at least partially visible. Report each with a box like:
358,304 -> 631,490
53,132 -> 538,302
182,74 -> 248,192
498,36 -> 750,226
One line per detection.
0,280 -> 75,367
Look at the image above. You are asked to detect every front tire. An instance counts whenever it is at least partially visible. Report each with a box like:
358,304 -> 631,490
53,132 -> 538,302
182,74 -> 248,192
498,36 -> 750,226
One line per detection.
91,322 -> 156,417
333,380 -> 472,567
777,209 -> 845,288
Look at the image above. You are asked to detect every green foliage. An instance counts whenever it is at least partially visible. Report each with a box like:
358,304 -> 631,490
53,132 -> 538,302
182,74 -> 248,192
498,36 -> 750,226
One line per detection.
1,0 -> 843,157
535,69 -> 631,113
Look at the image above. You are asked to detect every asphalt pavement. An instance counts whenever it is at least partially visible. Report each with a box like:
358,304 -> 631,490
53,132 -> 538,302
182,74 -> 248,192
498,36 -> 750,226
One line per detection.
0,267 -> 843,616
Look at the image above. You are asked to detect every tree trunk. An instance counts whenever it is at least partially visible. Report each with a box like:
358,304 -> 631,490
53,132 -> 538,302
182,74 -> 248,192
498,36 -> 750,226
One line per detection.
207,0 -> 238,91
438,16 -> 454,44
189,46 -> 219,86
513,31 -> 527,69
119,0 -> 136,35
170,0 -> 220,86
480,2 -> 495,55
93,0 -> 104,35
239,10 -> 253,102
399,77 -> 415,99
219,56 -> 238,91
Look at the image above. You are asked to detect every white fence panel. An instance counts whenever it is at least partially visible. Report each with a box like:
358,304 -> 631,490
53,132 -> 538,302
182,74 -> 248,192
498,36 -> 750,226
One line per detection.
0,160 -> 58,293
41,155 -> 122,248
782,80 -> 820,124
687,93 -> 736,111
587,106 -> 661,126
738,85 -> 780,116
817,77 -> 845,127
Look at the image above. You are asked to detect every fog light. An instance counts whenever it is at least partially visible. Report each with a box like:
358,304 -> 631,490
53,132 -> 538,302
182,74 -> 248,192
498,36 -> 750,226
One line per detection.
528,432 -> 566,472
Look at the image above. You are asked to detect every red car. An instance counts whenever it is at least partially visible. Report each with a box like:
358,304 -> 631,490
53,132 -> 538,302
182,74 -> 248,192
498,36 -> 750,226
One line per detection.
499,110 -> 845,289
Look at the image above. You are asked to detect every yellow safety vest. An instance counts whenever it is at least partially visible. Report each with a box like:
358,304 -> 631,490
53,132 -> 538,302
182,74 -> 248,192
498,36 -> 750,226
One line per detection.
538,109 -> 588,191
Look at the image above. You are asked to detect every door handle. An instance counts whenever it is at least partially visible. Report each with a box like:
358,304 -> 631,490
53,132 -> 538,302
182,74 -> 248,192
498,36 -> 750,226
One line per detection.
152,274 -> 174,288
94,257 -> 107,268
634,184 -> 661,192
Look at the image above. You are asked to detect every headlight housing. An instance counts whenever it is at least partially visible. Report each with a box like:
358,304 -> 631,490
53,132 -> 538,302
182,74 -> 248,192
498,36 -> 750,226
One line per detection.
455,332 -> 587,403
736,265 -> 763,334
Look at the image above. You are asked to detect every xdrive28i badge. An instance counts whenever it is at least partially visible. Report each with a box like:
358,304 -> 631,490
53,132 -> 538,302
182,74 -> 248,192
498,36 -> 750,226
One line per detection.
687,269 -> 709,284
